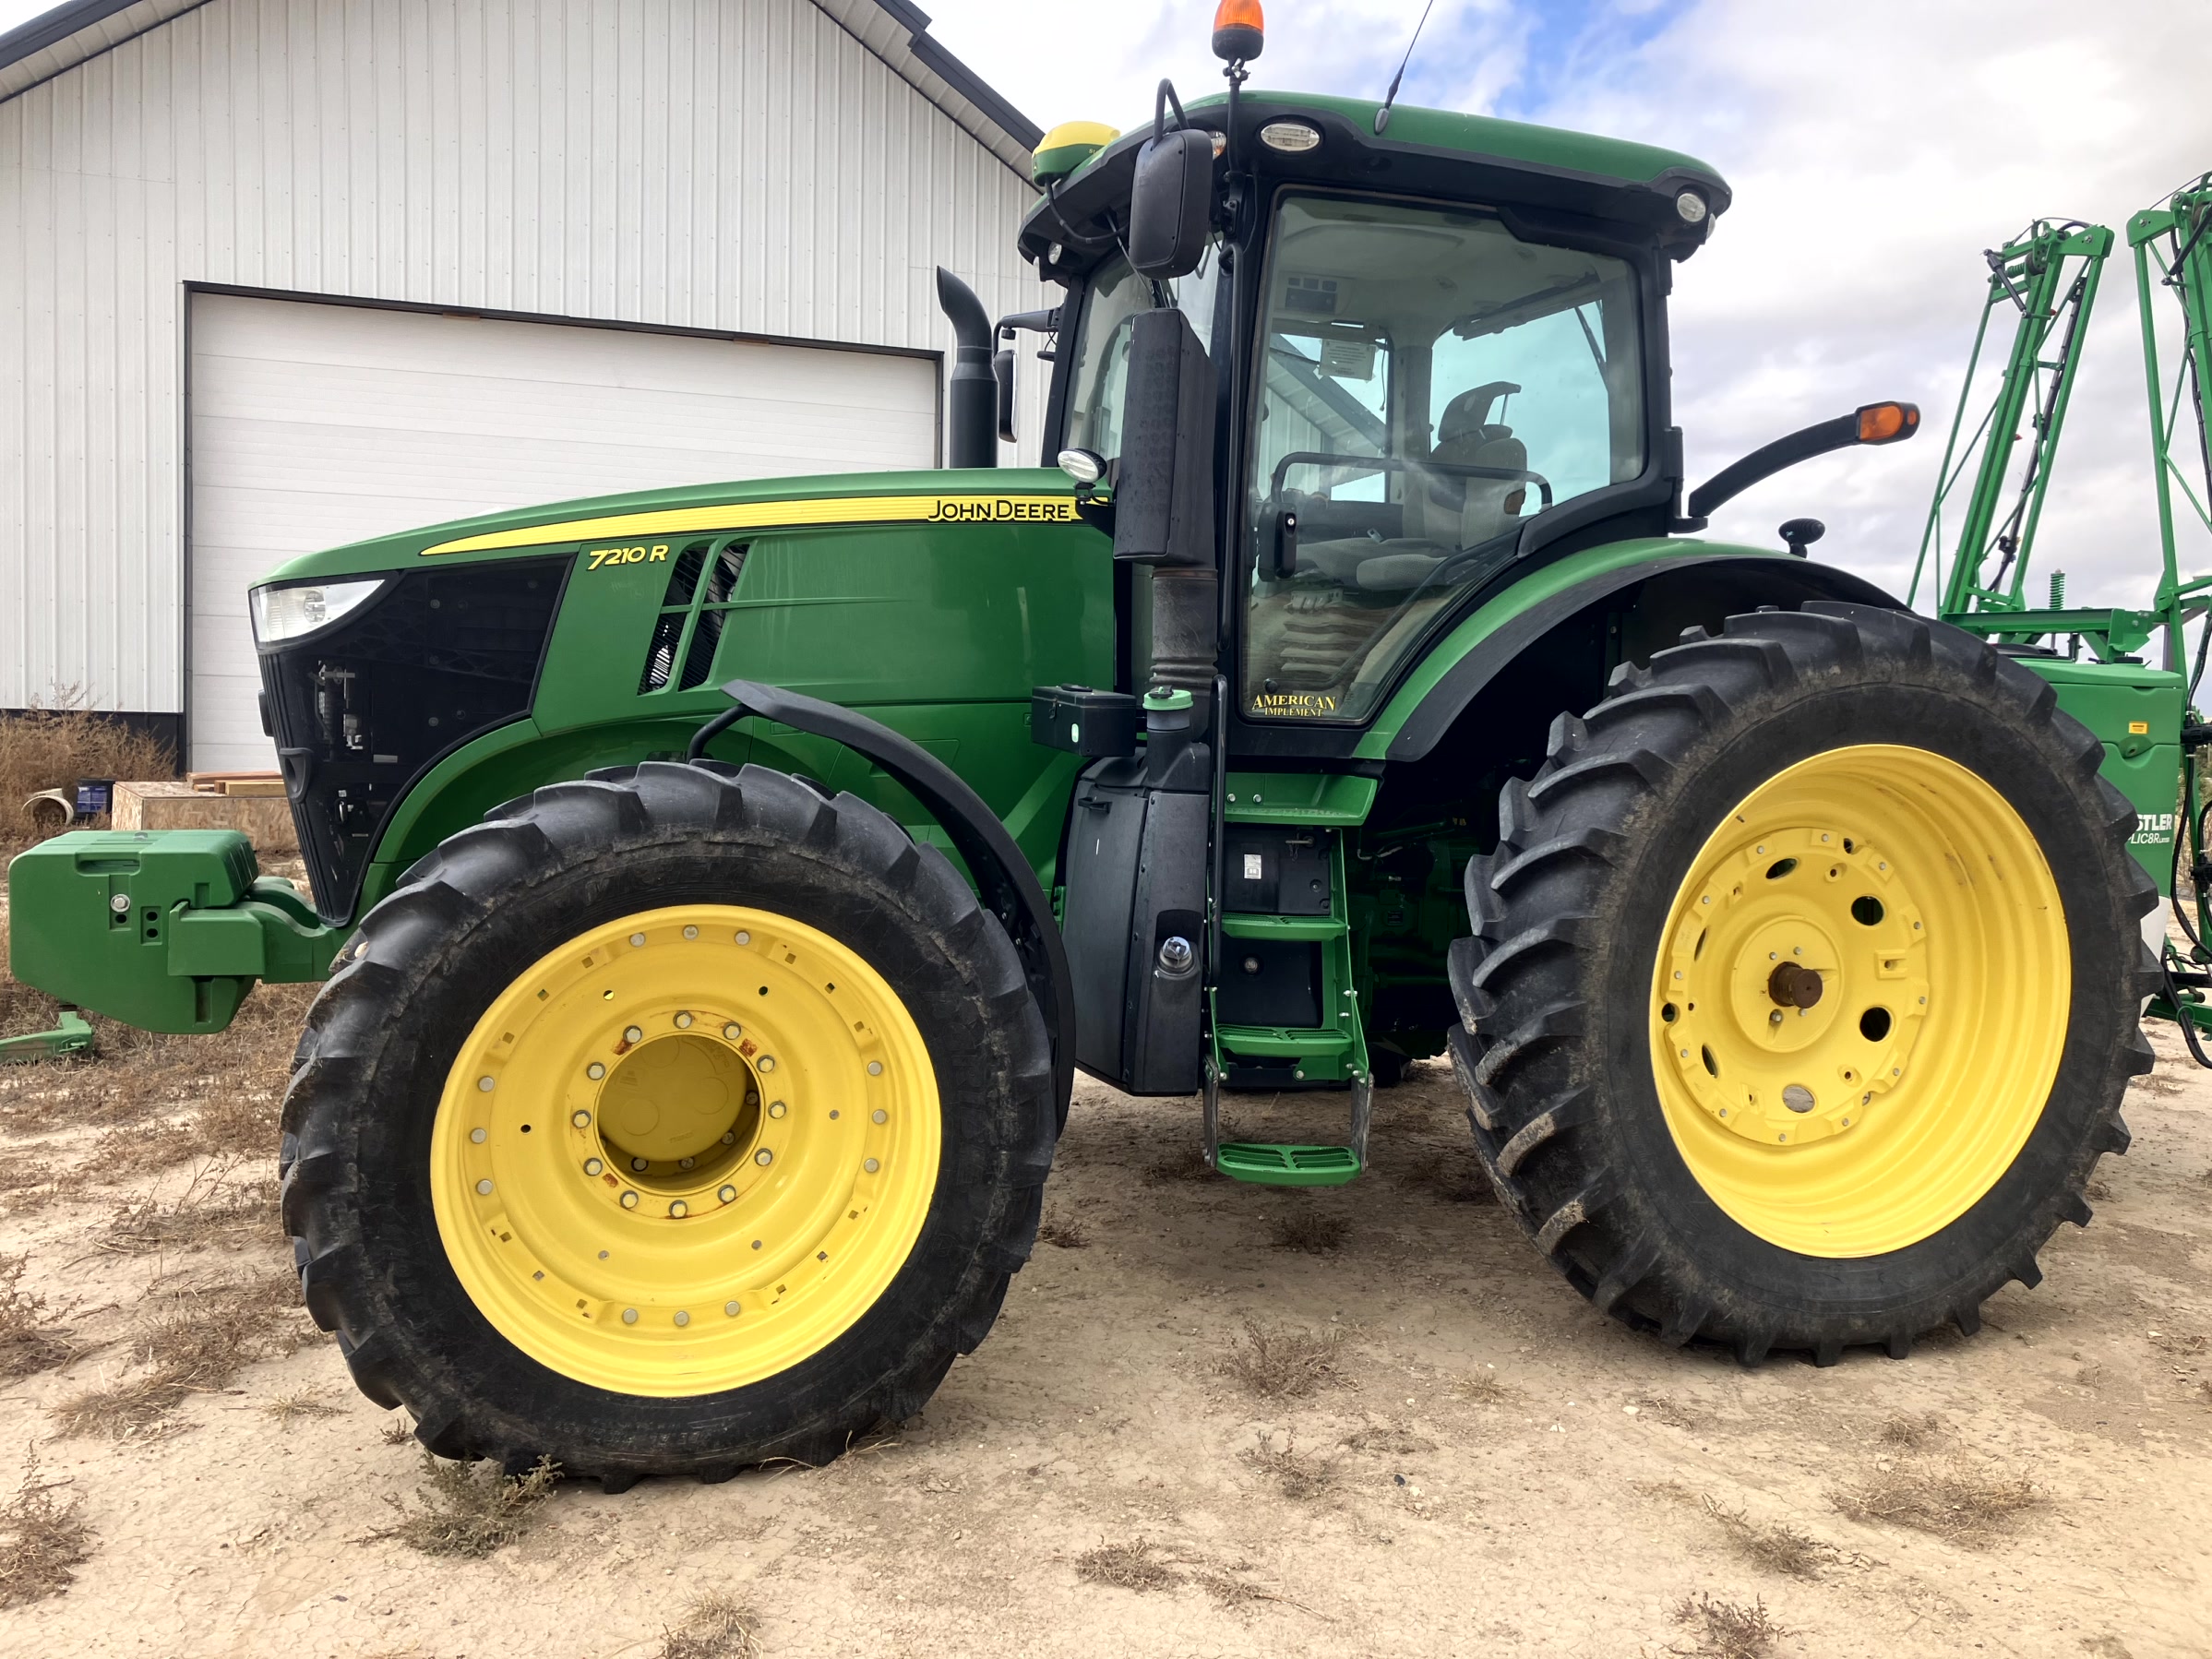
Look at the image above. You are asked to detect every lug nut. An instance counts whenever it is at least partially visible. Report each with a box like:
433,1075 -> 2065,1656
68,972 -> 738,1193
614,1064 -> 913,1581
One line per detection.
584,1158 -> 604,1176
719,1185 -> 737,1203
867,1061 -> 883,1077
631,1156 -> 649,1172
734,930 -> 750,945
624,1026 -> 643,1044
621,1191 -> 640,1209
471,1127 -> 487,1143
864,1158 -> 880,1174
725,1301 -> 741,1317
759,1056 -> 776,1073
768,1102 -> 786,1120
722,1130 -> 737,1144
587,1063 -> 605,1080
477,1076 -> 496,1092
676,1011 -> 694,1029
679,1156 -> 695,1170
683,925 -> 699,940
573,1109 -> 592,1128
674,1309 -> 690,1327
669,1201 -> 688,1218
723,1022 -> 742,1041
755,1149 -> 773,1166
630,933 -> 646,947
622,1307 -> 639,1323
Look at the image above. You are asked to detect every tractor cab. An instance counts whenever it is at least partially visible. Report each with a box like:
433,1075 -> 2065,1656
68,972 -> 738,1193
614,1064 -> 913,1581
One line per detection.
1010,72 -> 1729,755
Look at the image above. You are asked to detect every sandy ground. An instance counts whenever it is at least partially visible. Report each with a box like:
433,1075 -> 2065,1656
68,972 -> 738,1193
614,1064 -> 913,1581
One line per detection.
2,973 -> 2210,1658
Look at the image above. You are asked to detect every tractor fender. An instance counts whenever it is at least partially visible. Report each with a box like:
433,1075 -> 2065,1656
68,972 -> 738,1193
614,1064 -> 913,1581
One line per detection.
710,678 -> 1077,1122
1384,553 -> 1902,762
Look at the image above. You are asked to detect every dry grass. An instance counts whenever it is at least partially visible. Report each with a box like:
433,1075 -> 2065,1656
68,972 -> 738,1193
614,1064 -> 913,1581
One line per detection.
369,1453 -> 560,1558
0,1449 -> 93,1610
1217,1318 -> 1347,1401
380,1414 -> 414,1446
0,700 -> 174,854
2147,1327 -> 2206,1359
1143,1145 -> 1215,1184
657,1591 -> 760,1659
1702,1495 -> 1838,1579
1670,1593 -> 1788,1659
1337,1419 -> 1436,1457
1075,1536 -> 1178,1593
0,1253 -> 74,1381
1036,1217 -> 1090,1249
1453,1371 -> 1524,1406
101,1164 -> 281,1258
1246,1438 -> 1334,1499
1266,1207 -> 1349,1253
262,1389 -> 344,1427
1876,1411 -> 1943,1448
52,1271 -> 302,1438
1834,1457 -> 2042,1547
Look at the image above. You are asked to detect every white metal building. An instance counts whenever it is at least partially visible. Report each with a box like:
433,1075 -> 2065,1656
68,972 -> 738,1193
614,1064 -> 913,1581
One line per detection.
0,0 -> 1051,770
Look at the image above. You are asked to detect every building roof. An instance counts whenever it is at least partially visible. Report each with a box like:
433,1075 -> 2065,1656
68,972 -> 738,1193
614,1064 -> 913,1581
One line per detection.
0,0 -> 1040,172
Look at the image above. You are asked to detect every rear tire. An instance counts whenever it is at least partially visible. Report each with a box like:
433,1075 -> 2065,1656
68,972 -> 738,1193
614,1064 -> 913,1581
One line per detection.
1447,603 -> 2156,1364
280,761 -> 1054,1480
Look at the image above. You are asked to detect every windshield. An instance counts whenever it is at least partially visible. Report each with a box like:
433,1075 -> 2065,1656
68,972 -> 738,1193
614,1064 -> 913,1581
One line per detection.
1243,195 -> 1644,722
1063,251 -> 1221,463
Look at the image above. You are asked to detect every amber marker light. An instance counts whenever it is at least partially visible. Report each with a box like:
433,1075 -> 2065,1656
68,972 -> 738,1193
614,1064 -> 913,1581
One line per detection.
1213,0 -> 1264,63
1857,401 -> 1919,444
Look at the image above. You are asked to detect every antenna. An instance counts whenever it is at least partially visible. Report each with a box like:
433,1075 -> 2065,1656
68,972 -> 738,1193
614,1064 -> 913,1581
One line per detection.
1374,0 -> 1436,135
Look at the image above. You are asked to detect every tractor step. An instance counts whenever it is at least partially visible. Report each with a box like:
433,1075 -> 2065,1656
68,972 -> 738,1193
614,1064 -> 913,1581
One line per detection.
1213,1140 -> 1364,1187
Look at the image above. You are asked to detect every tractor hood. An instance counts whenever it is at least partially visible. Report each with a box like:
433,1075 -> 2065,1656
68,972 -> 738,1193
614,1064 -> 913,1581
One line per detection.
255,468 -> 1085,583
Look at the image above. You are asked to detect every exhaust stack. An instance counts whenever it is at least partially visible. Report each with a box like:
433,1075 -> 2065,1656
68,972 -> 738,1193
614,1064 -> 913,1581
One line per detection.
935,268 -> 997,470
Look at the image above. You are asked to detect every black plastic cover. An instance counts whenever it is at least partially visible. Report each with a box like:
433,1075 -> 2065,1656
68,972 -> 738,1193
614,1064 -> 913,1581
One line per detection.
1031,685 -> 1140,758
1224,827 -> 1333,915
259,556 -> 568,922
1111,307 -> 1217,568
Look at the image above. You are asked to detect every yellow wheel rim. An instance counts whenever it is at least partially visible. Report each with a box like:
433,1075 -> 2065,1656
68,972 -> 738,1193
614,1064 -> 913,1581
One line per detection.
431,905 -> 941,1395
1648,745 -> 2068,1257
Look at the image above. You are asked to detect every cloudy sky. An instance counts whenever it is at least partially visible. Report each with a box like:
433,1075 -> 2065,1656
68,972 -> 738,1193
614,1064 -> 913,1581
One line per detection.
915,0 -> 2212,624
4,0 -> 2206,627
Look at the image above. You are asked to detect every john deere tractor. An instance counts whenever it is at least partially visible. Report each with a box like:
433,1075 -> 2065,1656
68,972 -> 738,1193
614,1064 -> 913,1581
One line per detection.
8,7 -> 2170,1485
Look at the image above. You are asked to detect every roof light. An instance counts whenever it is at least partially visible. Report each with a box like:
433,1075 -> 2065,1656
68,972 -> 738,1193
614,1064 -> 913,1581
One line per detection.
1675,189 -> 1708,224
1212,0 -> 1263,63
1258,121 -> 1320,154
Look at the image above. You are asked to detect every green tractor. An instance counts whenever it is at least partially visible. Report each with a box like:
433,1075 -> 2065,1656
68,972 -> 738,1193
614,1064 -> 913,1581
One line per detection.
7,10 -> 2174,1486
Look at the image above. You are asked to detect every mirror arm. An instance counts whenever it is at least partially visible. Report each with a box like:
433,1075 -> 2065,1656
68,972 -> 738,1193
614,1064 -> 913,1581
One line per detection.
1684,401 -> 1919,524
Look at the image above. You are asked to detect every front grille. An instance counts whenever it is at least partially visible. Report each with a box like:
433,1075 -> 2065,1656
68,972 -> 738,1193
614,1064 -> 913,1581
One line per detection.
259,555 -> 568,922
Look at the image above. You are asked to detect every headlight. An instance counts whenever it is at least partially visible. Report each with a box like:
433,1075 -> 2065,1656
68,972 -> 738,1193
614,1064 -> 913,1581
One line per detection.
250,579 -> 385,645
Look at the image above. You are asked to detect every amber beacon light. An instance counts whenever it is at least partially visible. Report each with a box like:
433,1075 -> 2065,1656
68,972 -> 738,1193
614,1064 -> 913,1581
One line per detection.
1213,0 -> 1264,62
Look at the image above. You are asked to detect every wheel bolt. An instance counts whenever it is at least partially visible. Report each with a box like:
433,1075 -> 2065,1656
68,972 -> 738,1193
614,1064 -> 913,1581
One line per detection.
872,1109 -> 888,1125
867,1061 -> 883,1077
621,1190 -> 640,1209
630,933 -> 646,947
471,1128 -> 487,1143
674,1310 -> 690,1327
735,930 -> 751,945
622,1307 -> 639,1323
759,1056 -> 777,1073
724,1301 -> 741,1317
573,1109 -> 592,1128
723,1023 -> 742,1041
631,1156 -> 649,1172
864,1158 -> 880,1174
721,1130 -> 736,1145
768,1102 -> 786,1120
625,1026 -> 644,1044
755,1149 -> 773,1166
587,1064 -> 605,1080
679,1156 -> 695,1169
669,1201 -> 688,1218
477,1076 -> 496,1092
719,1186 -> 737,1203
476,1178 -> 494,1194
676,1011 -> 694,1029
585,1158 -> 604,1176
683,925 -> 699,940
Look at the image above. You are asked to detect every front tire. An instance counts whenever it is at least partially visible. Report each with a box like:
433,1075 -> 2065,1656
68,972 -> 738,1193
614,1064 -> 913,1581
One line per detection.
1447,603 -> 2157,1364
280,762 -> 1054,1482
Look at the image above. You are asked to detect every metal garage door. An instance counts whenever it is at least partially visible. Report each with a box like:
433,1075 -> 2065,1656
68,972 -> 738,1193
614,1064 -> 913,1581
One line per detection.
186,293 -> 939,771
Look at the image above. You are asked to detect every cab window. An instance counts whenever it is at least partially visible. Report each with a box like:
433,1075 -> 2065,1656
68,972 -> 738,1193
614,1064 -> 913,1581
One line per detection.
1063,251 -> 1221,464
1242,195 -> 1644,722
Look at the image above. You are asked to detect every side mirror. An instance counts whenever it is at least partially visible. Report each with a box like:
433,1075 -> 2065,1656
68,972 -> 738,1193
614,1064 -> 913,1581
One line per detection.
1684,400 -> 1919,524
1129,127 -> 1215,279
994,348 -> 1017,445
